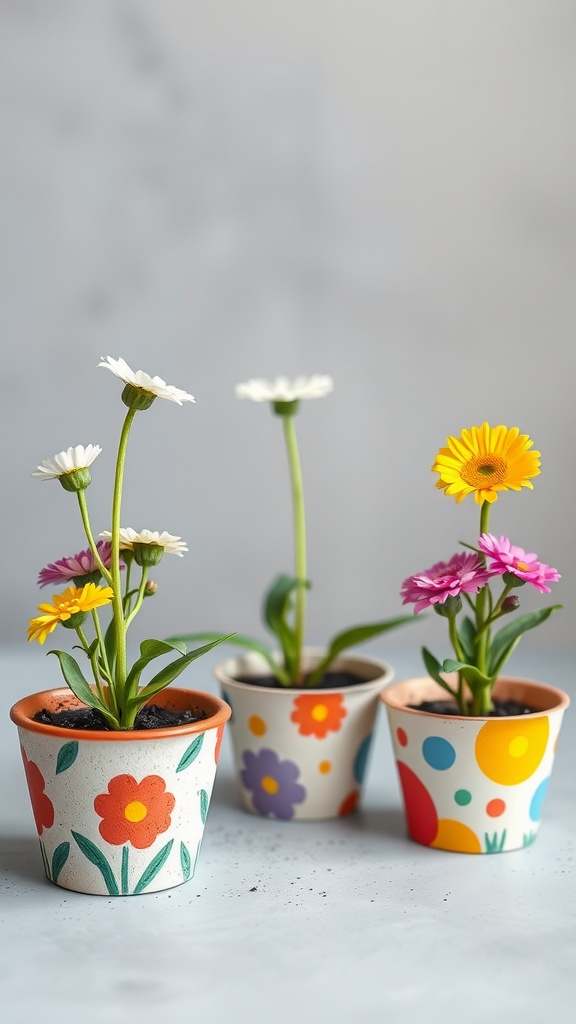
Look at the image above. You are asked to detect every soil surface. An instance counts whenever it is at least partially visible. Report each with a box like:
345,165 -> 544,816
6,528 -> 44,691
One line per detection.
409,698 -> 537,717
33,703 -> 208,731
235,671 -> 367,690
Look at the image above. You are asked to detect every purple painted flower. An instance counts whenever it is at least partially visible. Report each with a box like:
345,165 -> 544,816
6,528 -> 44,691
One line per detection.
478,534 -> 560,593
401,552 -> 493,613
38,540 -> 122,588
241,748 -> 306,819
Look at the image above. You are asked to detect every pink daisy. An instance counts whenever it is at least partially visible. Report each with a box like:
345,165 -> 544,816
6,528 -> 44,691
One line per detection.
478,534 -> 560,594
38,540 -> 121,588
401,552 -> 493,614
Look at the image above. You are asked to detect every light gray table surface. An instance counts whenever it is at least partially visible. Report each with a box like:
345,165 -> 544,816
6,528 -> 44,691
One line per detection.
1,643 -> 574,1023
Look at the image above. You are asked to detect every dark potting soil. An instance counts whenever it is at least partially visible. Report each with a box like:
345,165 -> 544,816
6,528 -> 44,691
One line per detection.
409,699 -> 537,717
32,703 -> 208,732
235,671 -> 364,689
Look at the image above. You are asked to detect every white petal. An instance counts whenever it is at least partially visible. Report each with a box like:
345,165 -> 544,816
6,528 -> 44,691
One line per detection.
32,444 -> 102,480
235,375 -> 334,403
99,355 -> 194,405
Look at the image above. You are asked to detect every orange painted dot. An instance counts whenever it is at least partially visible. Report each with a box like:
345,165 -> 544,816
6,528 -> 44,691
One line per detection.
486,798 -> 506,818
318,760 -> 332,774
248,715 -> 267,736
397,728 -> 408,747
311,704 -> 329,722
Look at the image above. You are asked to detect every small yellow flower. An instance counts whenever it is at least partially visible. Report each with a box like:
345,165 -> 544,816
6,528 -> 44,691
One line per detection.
27,583 -> 114,645
432,423 -> 541,505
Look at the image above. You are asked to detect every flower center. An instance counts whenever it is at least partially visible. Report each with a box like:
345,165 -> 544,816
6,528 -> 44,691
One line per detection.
515,560 -> 530,572
261,775 -> 280,795
124,800 -> 148,822
311,704 -> 329,722
461,454 -> 507,488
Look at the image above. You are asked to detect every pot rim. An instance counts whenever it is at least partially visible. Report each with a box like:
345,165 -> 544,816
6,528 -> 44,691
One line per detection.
214,647 -> 394,696
10,686 -> 231,741
380,674 -> 570,720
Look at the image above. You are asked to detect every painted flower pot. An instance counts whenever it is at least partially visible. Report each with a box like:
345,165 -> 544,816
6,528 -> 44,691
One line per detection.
10,686 -> 231,895
214,648 -> 393,821
380,676 -> 569,854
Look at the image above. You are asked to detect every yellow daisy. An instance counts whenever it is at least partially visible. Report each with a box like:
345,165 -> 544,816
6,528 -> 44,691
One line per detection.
432,423 -> 541,505
27,583 -> 114,645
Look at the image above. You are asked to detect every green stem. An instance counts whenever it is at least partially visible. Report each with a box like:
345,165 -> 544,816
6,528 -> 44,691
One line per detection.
282,413 -> 307,682
476,580 -> 516,637
76,491 -> 113,586
110,408 -> 137,701
76,625 -> 106,706
125,567 -> 149,631
474,501 -> 491,676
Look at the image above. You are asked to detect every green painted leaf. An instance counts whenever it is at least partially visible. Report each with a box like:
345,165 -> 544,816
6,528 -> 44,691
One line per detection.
71,831 -> 119,895
56,741 -> 78,775
488,606 -> 563,678
133,839 -> 174,895
176,734 -> 204,772
121,846 -> 129,895
51,842 -> 70,883
180,841 -> 191,882
306,616 -> 414,687
421,647 -> 457,697
199,789 -> 209,824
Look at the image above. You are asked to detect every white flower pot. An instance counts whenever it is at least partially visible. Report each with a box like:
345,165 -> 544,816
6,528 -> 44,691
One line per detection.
380,676 -> 569,853
214,648 -> 393,820
10,686 -> 231,895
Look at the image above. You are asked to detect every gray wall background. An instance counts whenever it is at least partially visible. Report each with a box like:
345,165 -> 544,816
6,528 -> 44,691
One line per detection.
1,0 -> 573,665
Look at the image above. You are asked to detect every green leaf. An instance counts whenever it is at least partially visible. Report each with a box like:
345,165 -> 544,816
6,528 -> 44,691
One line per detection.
488,606 -> 563,678
55,741 -> 78,775
166,632 -> 290,685
71,831 -> 119,895
457,616 -> 477,662
199,789 -> 209,824
126,635 -> 235,709
421,647 -> 458,697
180,841 -> 191,882
124,638 -> 190,699
133,840 -> 174,895
51,842 -> 70,884
441,659 -> 492,691
262,574 -> 309,679
47,651 -> 116,726
306,616 -> 415,688
104,617 -> 117,676
176,734 -> 204,772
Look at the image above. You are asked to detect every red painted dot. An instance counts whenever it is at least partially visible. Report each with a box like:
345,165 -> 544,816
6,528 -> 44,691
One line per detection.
397,727 -> 408,747
486,798 -> 506,818
397,761 -> 438,845
338,790 -> 360,816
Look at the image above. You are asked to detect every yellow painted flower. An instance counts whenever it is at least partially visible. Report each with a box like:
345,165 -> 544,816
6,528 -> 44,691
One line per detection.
432,423 -> 541,505
27,583 -> 114,644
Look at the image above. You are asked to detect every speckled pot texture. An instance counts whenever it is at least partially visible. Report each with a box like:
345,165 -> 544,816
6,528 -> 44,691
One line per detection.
215,648 -> 393,821
10,687 -> 231,895
381,676 -> 569,854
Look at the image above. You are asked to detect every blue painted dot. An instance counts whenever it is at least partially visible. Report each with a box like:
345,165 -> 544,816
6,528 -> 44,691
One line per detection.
353,734 -> 373,784
422,736 -> 456,771
529,777 -> 550,822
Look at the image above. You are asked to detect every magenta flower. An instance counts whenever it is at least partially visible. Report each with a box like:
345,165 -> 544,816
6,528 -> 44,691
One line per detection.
401,552 -> 493,614
38,540 -> 121,588
478,534 -> 560,593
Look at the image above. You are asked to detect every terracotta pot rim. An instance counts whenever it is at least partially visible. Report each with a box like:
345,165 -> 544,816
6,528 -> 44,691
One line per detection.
380,675 -> 570,720
10,686 -> 231,741
214,648 -> 394,696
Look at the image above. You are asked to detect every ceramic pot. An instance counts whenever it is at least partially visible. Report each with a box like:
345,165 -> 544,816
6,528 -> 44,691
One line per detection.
10,686 -> 231,895
214,648 -> 393,821
380,675 -> 570,854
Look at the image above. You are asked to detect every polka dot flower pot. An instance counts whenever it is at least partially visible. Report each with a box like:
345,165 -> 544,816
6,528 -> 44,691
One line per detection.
381,676 -> 569,854
214,649 -> 393,821
10,686 -> 231,895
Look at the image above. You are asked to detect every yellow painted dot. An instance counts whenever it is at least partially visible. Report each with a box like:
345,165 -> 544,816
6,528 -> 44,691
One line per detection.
432,819 -> 482,854
248,715 -> 267,736
124,800 -> 147,823
311,704 -> 329,722
318,761 -> 332,774
261,775 -> 280,795
508,735 -> 529,758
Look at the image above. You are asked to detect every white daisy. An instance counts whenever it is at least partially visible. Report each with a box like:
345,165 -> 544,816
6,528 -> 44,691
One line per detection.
32,444 -> 102,481
100,528 -> 188,556
98,356 -> 195,405
235,375 -> 334,403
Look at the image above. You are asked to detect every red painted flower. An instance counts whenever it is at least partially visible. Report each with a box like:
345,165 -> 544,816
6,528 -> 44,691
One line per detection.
291,693 -> 347,739
338,790 -> 360,817
94,774 -> 175,849
21,747 -> 54,835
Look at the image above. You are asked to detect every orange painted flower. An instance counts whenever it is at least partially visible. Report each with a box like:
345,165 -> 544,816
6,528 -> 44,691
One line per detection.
94,774 -> 175,849
291,693 -> 347,739
21,747 -> 54,835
